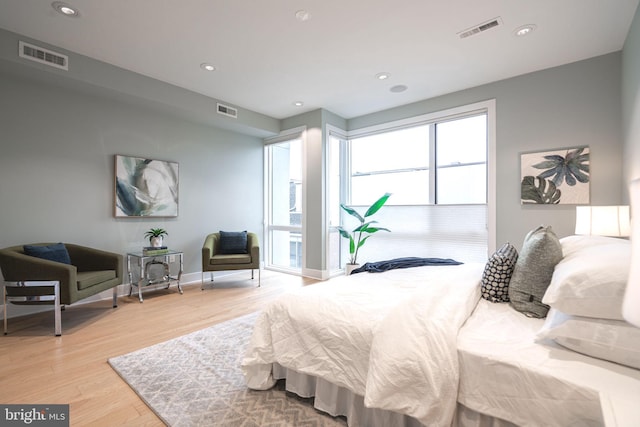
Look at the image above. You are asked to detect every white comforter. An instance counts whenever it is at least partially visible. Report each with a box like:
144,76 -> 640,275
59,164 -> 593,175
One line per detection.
241,263 -> 484,426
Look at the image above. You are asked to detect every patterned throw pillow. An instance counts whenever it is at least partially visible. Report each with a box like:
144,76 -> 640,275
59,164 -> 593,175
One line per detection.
481,242 -> 518,303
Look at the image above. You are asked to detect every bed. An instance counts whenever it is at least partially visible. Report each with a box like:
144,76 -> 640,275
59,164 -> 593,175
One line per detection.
241,232 -> 640,426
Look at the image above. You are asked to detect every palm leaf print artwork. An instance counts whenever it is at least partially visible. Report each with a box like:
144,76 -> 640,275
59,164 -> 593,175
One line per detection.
520,146 -> 590,205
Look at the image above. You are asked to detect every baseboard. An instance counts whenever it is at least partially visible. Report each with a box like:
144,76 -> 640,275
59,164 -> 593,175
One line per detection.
301,268 -> 330,280
0,274 -> 206,320
1,269 -> 279,319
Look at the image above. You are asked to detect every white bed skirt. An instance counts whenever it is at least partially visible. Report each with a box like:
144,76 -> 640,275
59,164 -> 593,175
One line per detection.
272,363 -> 517,427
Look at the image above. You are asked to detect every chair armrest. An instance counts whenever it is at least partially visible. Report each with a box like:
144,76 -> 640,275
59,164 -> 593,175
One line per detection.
66,244 -> 123,278
0,249 -> 75,287
202,233 -> 220,267
247,233 -> 260,263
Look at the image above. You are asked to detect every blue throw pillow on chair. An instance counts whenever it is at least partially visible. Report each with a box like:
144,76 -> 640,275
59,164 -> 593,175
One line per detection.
219,231 -> 248,254
23,243 -> 71,264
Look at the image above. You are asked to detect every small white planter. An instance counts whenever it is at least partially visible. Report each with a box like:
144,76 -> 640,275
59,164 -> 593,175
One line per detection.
150,236 -> 164,248
345,263 -> 360,275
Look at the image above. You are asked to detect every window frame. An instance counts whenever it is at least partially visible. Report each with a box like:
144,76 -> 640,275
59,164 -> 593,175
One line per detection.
264,126 -> 306,274
329,99 -> 497,258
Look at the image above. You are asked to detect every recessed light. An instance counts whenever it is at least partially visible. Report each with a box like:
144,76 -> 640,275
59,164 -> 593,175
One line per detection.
293,101 -> 304,107
52,2 -> 79,17
375,72 -> 390,80
295,10 -> 311,22
514,24 -> 536,37
200,63 -> 216,71
390,85 -> 408,93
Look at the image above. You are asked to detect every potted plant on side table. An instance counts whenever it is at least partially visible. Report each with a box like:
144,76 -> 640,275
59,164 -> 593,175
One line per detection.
145,228 -> 168,248
337,193 -> 391,275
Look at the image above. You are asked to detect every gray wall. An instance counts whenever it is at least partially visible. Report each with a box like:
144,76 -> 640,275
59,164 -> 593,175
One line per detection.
0,27 -> 629,283
0,28 -> 279,139
0,71 -> 264,282
623,4 -> 640,187
348,53 -> 624,248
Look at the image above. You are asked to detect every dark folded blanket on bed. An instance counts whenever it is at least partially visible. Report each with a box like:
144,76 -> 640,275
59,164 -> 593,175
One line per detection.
350,257 -> 463,274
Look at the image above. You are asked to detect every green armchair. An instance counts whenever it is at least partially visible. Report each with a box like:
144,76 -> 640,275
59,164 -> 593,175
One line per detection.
202,232 -> 260,288
0,243 -> 123,336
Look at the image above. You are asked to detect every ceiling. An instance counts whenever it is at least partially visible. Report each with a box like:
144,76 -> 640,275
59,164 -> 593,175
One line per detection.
0,0 -> 638,120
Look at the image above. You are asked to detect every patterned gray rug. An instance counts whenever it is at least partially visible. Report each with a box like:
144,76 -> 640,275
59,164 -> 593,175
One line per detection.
108,312 -> 346,426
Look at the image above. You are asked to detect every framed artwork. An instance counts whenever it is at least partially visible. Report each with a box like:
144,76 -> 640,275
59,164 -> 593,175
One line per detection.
520,146 -> 590,205
114,155 -> 179,217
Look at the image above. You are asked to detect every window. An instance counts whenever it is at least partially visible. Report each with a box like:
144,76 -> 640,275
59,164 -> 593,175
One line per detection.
349,114 -> 486,205
335,101 -> 495,264
328,130 -> 346,272
265,132 -> 303,272
435,115 -> 487,204
350,126 -> 430,205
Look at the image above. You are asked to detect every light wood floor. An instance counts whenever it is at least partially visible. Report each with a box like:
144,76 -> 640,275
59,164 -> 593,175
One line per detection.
0,270 -> 319,426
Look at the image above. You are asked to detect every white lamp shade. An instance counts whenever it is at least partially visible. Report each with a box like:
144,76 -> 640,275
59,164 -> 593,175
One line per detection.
575,205 -> 631,237
624,180 -> 640,327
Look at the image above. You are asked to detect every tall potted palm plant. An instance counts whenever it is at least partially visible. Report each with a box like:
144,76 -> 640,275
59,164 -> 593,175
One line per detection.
338,193 -> 391,274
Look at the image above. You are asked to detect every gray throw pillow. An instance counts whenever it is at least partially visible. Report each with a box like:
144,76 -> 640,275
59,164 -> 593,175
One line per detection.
509,225 -> 563,318
481,242 -> 518,303
218,231 -> 248,254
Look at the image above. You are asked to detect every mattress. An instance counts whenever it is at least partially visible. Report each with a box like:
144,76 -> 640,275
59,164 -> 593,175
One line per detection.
457,299 -> 640,427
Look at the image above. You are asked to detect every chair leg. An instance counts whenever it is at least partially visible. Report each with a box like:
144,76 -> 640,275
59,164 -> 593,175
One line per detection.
3,281 -> 63,336
53,281 -> 61,337
112,286 -> 118,308
202,272 -> 215,290
250,269 -> 261,287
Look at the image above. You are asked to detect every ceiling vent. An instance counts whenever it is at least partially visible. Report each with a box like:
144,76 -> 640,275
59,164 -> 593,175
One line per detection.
458,17 -> 502,39
18,41 -> 69,70
217,103 -> 238,119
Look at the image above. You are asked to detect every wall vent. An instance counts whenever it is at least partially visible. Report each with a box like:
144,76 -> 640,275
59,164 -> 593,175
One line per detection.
216,103 -> 238,119
18,41 -> 69,70
458,17 -> 502,39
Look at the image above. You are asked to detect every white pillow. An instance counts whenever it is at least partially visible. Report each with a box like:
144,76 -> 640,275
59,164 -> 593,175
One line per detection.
537,309 -> 640,370
558,234 -> 626,257
542,236 -> 631,320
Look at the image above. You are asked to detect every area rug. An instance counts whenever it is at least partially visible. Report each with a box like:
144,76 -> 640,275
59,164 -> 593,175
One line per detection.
108,312 -> 346,426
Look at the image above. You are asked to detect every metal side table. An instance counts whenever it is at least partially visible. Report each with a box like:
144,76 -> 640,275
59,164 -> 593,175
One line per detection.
126,250 -> 183,302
